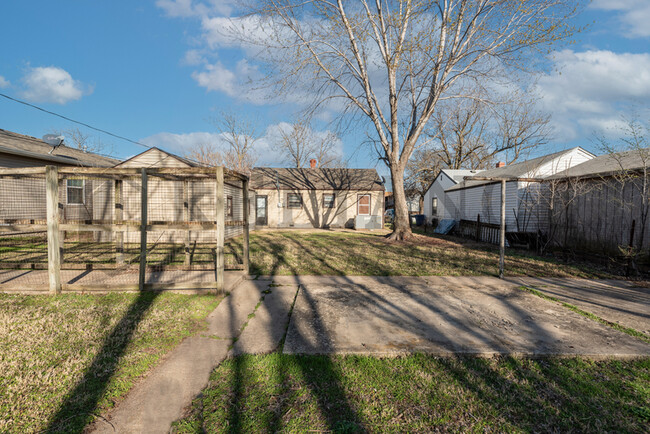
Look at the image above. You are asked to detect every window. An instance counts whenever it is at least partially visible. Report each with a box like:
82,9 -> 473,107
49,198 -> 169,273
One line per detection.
66,179 -> 84,205
287,193 -> 302,208
432,197 -> 438,216
357,194 -> 370,215
226,195 -> 233,218
323,194 -> 335,208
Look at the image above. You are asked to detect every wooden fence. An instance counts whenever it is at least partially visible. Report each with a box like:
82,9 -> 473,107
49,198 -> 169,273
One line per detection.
457,216 -> 502,245
0,165 -> 250,293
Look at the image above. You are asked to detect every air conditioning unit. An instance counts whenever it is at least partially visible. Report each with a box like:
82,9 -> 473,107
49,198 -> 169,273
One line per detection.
355,215 -> 382,230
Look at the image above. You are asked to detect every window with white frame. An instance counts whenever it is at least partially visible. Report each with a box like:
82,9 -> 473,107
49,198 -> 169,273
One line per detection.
432,196 -> 438,216
226,195 -> 233,218
67,179 -> 85,205
357,194 -> 370,215
287,193 -> 302,208
323,194 -> 335,208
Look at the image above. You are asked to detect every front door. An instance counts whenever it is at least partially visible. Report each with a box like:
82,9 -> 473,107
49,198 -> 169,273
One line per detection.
256,195 -> 268,226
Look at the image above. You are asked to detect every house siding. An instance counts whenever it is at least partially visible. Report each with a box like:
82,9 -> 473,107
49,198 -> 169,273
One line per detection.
423,173 -> 457,222
254,189 -> 383,229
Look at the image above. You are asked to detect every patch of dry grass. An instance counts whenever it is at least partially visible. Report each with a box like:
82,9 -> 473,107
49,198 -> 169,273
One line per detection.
238,230 -> 608,278
0,292 -> 221,433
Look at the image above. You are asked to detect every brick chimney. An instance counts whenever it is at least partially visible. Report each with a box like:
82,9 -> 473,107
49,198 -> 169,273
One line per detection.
310,158 -> 317,169
496,161 -> 506,168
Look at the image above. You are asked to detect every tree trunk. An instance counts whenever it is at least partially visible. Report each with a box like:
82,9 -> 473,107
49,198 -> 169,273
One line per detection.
387,164 -> 414,241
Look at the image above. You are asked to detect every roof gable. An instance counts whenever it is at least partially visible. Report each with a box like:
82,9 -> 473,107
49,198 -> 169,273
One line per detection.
114,147 -> 199,168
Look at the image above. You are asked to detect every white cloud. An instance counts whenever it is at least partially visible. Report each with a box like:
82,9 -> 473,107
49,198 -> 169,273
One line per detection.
0,76 -> 9,88
140,131 -> 223,153
191,62 -> 238,96
21,66 -> 91,104
536,50 -> 650,139
156,0 -> 233,18
591,0 -> 650,38
182,49 -> 206,66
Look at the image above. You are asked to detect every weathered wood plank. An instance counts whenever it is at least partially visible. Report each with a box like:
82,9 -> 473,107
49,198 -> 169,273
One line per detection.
242,178 -> 250,274
215,166 -> 225,292
46,166 -> 61,294
139,168 -> 148,291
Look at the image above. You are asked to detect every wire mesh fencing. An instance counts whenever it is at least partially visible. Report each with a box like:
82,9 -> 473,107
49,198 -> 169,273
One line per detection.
0,166 -> 249,292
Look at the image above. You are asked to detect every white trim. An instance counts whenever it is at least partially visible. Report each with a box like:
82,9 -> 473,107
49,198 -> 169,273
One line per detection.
66,179 -> 85,205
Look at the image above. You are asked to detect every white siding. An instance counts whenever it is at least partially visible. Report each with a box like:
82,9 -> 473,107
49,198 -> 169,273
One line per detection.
116,148 -> 191,168
447,181 -> 520,231
423,173 -> 457,221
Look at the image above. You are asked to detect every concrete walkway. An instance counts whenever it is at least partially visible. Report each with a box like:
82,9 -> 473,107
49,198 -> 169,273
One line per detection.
91,278 -> 298,434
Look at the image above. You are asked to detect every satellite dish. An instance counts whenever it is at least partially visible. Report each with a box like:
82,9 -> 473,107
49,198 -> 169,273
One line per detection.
42,134 -> 65,154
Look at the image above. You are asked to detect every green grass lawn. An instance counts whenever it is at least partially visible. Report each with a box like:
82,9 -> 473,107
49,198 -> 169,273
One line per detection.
173,353 -> 650,433
235,230 -> 610,278
0,292 -> 221,433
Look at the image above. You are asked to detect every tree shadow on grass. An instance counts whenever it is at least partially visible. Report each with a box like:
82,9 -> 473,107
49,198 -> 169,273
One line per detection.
45,291 -> 161,433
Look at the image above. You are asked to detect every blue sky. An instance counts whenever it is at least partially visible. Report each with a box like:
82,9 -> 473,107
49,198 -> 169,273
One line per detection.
1,1 -> 649,173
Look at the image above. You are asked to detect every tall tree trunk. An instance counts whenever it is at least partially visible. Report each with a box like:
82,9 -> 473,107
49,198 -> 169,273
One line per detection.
388,164 -> 413,241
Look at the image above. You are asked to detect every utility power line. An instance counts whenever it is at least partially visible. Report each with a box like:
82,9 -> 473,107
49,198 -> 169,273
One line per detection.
0,92 -> 151,149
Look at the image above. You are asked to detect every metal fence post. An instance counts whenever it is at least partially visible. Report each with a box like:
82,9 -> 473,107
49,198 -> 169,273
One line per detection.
215,166 -> 225,292
46,165 -> 61,294
499,180 -> 506,279
139,168 -> 148,291
242,178 -> 250,275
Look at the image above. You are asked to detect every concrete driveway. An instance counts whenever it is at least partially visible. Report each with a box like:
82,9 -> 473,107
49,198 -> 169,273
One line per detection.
277,276 -> 650,358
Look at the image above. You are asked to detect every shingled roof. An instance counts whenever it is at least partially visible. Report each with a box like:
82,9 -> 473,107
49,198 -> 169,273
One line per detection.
251,167 -> 384,191
547,148 -> 650,180
0,128 -> 120,167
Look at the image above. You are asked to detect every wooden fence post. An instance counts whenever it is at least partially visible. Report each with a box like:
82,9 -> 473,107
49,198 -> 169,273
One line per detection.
476,214 -> 481,242
499,180 -> 506,279
184,180 -> 191,267
242,178 -> 250,275
215,166 -> 225,292
115,179 -> 124,265
46,165 -> 61,294
139,169 -> 148,291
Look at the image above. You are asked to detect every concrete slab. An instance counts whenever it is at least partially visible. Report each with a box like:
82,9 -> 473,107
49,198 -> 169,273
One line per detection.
230,285 -> 299,355
283,276 -> 650,358
509,277 -> 650,336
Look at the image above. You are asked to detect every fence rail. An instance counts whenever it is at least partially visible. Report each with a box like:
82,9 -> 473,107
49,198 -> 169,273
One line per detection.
457,218 -> 501,244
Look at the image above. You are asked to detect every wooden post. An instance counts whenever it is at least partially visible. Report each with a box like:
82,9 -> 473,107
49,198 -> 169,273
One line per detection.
242,178 -> 250,275
115,179 -> 124,265
46,166 -> 61,294
184,180 -> 190,267
139,169 -> 148,291
476,214 -> 481,242
215,167 -> 225,292
499,180 -> 506,279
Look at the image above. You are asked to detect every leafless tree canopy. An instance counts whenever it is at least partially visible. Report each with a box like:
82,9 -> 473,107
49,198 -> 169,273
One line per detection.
184,112 -> 259,175
275,120 -> 343,168
236,0 -> 581,240
428,93 -> 551,170
404,149 -> 444,213
51,127 -> 112,155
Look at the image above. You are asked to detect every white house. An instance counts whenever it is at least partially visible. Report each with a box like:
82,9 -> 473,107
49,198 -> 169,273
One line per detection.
423,169 -> 483,223
445,147 -> 596,233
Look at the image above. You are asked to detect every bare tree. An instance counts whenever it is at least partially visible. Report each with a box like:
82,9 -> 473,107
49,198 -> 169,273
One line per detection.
428,93 -> 551,170
216,112 -> 259,175
236,0 -> 581,240
51,127 -> 112,155
184,112 -> 259,174
275,120 -> 342,168
184,142 -> 223,167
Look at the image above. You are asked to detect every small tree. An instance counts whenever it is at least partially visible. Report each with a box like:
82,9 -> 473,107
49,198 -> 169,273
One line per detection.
275,120 -> 342,168
404,149 -> 443,214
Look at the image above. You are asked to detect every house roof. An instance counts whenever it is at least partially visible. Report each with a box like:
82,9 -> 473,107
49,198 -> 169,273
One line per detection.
0,128 -> 120,167
446,147 -> 592,192
251,167 -> 384,191
440,169 -> 484,184
546,147 -> 650,180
